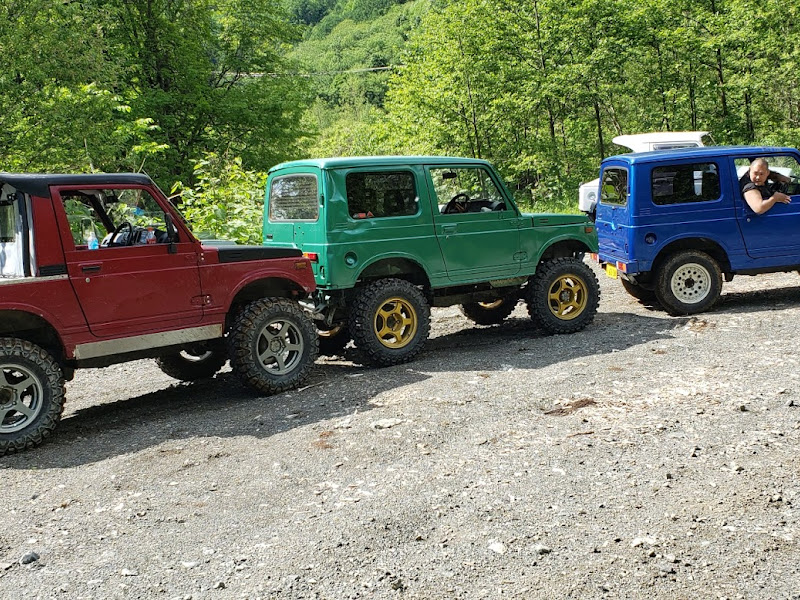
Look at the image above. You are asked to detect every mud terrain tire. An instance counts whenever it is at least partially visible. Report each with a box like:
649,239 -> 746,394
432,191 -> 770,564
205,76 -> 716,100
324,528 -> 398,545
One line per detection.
0,338 -> 65,456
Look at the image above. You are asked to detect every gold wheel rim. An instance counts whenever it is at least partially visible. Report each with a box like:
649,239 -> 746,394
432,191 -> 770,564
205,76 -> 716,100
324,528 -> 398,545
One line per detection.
479,299 -> 504,309
547,274 -> 588,320
319,324 -> 344,338
373,296 -> 418,349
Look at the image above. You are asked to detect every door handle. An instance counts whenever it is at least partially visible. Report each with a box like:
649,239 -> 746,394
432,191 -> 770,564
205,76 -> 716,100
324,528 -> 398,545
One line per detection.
442,224 -> 457,234
80,264 -> 101,273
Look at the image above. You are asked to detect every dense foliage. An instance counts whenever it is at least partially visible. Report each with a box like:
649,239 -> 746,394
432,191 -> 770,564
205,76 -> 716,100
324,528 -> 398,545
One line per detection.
4,0 -> 800,237
1,0 -> 309,186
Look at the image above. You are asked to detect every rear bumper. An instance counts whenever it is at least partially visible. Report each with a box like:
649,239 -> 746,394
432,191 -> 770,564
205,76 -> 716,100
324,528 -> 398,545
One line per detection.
590,253 -> 641,277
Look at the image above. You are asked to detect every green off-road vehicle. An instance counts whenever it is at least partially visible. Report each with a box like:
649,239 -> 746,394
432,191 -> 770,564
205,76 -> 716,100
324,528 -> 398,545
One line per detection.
263,156 -> 600,367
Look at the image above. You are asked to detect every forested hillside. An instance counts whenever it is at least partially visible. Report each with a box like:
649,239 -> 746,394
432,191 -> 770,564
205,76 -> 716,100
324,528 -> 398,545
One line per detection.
3,0 -> 800,235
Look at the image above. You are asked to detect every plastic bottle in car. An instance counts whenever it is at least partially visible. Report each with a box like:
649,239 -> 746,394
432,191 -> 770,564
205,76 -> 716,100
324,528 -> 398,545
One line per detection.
85,229 -> 99,250
144,227 -> 156,244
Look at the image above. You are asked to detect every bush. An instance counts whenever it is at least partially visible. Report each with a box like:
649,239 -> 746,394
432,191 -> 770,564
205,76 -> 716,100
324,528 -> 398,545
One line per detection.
172,154 -> 267,245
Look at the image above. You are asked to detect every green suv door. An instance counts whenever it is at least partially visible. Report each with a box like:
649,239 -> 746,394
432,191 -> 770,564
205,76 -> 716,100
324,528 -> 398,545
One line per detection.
427,164 -> 521,282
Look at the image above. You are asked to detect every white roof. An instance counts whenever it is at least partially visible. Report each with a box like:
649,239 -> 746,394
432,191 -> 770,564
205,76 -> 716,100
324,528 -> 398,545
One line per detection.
612,131 -> 709,153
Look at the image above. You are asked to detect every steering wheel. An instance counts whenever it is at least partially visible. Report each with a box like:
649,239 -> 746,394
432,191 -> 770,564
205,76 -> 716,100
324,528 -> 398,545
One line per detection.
108,221 -> 134,246
443,193 -> 470,214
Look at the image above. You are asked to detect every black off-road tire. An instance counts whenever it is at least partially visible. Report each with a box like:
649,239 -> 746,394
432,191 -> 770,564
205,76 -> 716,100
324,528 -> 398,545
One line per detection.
525,257 -> 600,334
654,250 -> 722,316
317,322 -> 351,356
228,298 -> 318,395
0,338 -> 66,456
155,340 -> 228,381
620,278 -> 657,303
460,295 -> 518,325
349,278 -> 431,367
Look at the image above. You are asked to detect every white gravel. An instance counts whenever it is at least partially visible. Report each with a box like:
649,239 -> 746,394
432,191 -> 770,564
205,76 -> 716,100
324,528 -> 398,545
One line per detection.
2,262 -> 800,599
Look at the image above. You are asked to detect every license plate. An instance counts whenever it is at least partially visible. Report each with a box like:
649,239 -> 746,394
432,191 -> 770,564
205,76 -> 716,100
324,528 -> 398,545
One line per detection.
604,264 -> 618,279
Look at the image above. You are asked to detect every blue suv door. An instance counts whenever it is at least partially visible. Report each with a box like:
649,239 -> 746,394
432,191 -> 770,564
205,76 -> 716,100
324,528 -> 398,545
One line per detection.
734,154 -> 800,259
595,164 -> 630,262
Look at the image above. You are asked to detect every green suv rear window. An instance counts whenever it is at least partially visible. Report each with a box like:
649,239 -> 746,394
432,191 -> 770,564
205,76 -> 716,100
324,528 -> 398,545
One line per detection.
269,175 -> 319,221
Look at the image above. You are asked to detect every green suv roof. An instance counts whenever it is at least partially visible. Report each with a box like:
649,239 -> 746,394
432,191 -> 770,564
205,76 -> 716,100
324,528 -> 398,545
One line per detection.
268,156 -> 493,172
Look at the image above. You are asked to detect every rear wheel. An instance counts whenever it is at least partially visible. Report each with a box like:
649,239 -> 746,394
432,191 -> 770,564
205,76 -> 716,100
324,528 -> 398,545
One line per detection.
228,298 -> 318,395
525,257 -> 600,334
460,295 -> 518,325
0,338 -> 65,456
155,340 -> 227,381
350,278 -> 431,367
620,278 -> 656,302
655,250 -> 722,315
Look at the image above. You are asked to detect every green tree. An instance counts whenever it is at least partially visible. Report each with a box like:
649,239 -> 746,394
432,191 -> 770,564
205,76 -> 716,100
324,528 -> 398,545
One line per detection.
173,153 -> 267,244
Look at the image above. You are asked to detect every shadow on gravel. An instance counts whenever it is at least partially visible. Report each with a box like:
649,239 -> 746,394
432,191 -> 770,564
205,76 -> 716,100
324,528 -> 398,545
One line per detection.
337,311 -> 684,373
5,364 -> 428,469
716,283 -> 800,313
6,311 -> 683,469
633,283 -> 800,315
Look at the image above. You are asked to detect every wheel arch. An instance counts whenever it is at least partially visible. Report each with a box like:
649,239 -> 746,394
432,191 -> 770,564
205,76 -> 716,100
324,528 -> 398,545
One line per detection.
226,277 -> 309,329
0,309 -> 66,365
536,237 -> 594,263
356,256 -> 432,288
651,237 -> 732,276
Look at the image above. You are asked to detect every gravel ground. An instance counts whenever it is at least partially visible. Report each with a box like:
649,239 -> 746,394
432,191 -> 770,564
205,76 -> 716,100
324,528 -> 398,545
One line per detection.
2,262 -> 800,600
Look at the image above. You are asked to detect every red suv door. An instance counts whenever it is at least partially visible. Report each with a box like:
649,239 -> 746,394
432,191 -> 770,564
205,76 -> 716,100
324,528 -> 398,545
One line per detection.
54,185 -> 205,338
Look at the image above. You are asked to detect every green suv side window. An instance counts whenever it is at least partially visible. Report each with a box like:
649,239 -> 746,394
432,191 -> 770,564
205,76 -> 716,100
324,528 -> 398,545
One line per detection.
429,167 -> 505,214
345,171 -> 417,219
269,174 -> 319,221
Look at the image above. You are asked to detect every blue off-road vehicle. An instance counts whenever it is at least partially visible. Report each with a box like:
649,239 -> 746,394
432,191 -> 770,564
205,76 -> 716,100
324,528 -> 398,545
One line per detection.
594,146 -> 800,315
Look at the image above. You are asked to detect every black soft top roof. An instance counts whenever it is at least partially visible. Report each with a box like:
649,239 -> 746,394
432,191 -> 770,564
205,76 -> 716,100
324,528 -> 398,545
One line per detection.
0,173 -> 155,198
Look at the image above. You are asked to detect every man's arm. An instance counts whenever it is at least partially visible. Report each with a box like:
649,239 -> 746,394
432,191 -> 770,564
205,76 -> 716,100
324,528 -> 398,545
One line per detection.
768,170 -> 791,184
744,188 -> 791,214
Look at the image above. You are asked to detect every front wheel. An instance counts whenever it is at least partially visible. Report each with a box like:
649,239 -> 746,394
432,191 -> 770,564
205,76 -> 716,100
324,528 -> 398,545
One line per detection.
228,298 -> 318,395
0,338 -> 66,456
349,278 -> 431,367
460,294 -> 518,325
525,257 -> 600,334
155,340 -> 228,381
655,250 -> 722,315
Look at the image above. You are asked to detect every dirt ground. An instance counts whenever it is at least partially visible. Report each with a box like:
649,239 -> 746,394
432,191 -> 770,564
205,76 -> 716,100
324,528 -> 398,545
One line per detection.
2,263 -> 800,599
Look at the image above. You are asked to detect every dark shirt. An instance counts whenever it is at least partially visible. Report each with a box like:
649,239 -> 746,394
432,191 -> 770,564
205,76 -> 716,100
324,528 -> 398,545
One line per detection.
742,181 -> 772,200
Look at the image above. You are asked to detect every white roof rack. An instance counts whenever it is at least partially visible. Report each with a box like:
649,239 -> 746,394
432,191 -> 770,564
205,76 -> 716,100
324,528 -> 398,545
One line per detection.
612,131 -> 709,153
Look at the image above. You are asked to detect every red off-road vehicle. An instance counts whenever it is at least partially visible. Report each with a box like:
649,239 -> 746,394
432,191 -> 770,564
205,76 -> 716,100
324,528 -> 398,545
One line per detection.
0,173 -> 318,455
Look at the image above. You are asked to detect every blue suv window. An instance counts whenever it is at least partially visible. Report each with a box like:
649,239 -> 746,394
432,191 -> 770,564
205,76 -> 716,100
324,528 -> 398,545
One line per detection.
652,163 -> 720,205
601,168 -> 628,206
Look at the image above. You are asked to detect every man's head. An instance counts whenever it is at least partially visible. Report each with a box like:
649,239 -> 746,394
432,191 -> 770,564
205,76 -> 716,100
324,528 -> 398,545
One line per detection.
749,158 -> 770,186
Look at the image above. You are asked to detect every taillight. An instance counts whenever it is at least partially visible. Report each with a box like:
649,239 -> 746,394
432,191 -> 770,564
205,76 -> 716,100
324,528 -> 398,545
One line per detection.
303,252 -> 319,262
616,261 -> 627,273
